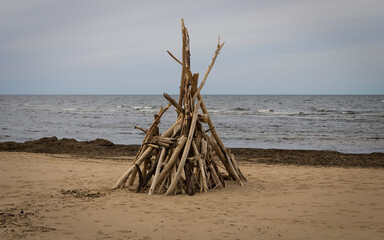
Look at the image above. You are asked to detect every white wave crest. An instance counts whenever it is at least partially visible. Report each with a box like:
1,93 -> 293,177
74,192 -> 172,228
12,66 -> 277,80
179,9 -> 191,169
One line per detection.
131,106 -> 157,113
258,109 -> 304,116
258,109 -> 274,114
62,108 -> 77,111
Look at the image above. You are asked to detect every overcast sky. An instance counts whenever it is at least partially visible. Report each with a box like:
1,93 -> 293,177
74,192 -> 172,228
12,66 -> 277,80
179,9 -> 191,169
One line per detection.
0,0 -> 383,95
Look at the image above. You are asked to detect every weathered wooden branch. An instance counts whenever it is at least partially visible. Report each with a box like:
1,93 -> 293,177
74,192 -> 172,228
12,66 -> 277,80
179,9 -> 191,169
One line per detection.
113,146 -> 154,189
156,136 -> 187,188
179,18 -> 187,106
165,100 -> 201,195
164,93 -> 185,114
114,19 -> 245,195
184,159 -> 195,196
192,38 -> 224,101
192,140 -> 208,193
134,126 -> 148,133
148,148 -> 167,195
167,50 -> 182,65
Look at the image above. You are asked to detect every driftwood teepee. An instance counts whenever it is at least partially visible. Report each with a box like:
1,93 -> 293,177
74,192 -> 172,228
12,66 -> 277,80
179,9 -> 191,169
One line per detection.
113,19 -> 246,195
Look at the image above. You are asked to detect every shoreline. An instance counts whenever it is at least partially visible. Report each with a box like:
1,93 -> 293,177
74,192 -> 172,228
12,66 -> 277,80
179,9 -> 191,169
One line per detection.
1,136 -> 383,168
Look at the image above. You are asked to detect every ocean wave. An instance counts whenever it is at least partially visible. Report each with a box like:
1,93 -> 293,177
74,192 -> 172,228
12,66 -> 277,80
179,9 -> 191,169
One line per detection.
310,108 -> 361,116
258,109 -> 305,116
230,107 -> 250,111
208,109 -> 221,113
208,108 -> 307,116
271,111 -> 305,116
62,108 -> 78,111
131,106 -> 158,113
131,106 -> 155,110
317,109 -> 335,113
258,109 -> 274,114
309,107 -> 336,113
341,111 -> 356,115
22,103 -> 52,111
208,108 -> 253,115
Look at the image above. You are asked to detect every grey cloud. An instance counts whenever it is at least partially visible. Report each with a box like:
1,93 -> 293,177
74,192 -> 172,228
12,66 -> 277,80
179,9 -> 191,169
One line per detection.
0,0 -> 383,94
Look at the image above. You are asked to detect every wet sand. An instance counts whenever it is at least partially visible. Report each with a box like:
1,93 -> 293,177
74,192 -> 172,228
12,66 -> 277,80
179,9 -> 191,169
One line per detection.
1,152 -> 383,239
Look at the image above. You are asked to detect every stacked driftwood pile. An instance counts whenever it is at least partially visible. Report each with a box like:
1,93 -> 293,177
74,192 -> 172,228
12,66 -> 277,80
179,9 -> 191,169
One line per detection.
113,19 -> 246,195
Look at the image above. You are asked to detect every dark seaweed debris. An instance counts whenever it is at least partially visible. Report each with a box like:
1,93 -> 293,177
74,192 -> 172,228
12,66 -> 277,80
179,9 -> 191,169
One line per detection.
1,137 -> 383,168
61,189 -> 105,199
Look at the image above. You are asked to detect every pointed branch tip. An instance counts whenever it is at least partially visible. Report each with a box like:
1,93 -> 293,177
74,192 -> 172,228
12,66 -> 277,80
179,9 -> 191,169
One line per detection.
167,50 -> 182,65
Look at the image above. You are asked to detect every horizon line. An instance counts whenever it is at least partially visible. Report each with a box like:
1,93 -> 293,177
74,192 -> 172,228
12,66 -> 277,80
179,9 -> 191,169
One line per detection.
1,93 -> 383,96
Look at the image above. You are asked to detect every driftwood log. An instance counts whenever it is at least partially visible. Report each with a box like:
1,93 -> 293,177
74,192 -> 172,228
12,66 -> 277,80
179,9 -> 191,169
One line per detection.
113,19 -> 246,195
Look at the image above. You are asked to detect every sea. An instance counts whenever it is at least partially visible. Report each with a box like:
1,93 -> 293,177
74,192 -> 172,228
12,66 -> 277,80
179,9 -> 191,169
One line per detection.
0,95 -> 383,153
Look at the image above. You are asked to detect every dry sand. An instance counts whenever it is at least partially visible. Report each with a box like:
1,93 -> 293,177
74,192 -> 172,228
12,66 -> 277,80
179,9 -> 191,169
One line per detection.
1,152 -> 384,240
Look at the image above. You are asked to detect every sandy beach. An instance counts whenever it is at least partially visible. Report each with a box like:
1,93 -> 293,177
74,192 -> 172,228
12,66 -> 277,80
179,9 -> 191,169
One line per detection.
1,150 -> 383,240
